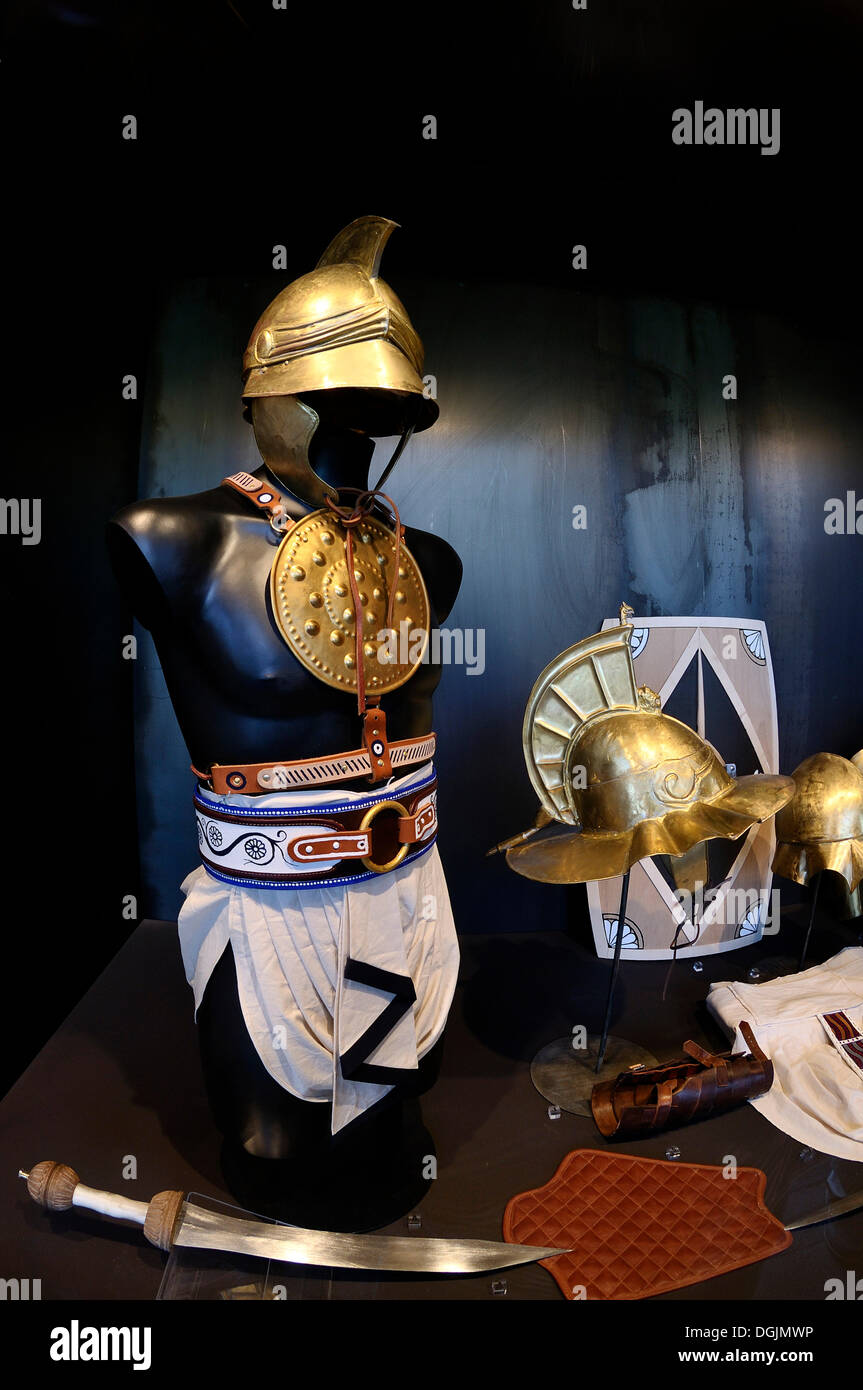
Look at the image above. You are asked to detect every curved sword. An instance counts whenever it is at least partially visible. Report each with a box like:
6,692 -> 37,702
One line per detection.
20,1163 -> 569,1275
783,1187 -> 863,1233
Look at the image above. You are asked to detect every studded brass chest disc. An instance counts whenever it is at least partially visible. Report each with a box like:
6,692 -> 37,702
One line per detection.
270,509 -> 430,694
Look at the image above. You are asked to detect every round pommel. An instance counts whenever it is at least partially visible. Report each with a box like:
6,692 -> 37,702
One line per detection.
143,1189 -> 184,1251
25,1161 -> 80,1210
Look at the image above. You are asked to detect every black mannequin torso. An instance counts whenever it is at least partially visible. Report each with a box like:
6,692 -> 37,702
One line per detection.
107,422 -> 463,1224
106,435 -> 462,777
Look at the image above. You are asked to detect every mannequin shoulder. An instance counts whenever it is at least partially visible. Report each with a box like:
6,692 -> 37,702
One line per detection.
109,486 -> 227,555
106,486 -> 231,627
403,524 -> 463,624
106,486 -> 230,572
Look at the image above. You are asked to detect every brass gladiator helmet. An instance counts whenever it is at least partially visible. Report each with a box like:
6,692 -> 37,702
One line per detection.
504,608 -> 795,885
772,752 -> 863,891
242,215 -> 437,436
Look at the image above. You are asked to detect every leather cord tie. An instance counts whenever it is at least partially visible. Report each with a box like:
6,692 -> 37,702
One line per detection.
328,487 -> 405,718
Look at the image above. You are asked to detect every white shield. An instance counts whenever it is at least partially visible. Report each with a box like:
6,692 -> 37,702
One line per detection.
588,615 -> 780,960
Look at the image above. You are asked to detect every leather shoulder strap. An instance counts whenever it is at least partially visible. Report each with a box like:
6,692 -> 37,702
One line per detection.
222,472 -> 289,530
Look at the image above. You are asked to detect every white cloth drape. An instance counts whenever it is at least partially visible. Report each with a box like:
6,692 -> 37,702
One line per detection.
708,947 -> 863,1161
177,763 -> 459,1133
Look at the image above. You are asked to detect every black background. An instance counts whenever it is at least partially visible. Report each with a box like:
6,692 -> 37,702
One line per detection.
2,0 -> 862,1094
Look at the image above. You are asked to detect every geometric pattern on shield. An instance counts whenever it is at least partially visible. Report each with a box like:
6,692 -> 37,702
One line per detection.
589,616 -> 782,961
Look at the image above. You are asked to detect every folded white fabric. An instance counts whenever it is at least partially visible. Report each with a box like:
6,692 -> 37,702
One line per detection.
708,947 -> 863,1161
177,763 -> 459,1133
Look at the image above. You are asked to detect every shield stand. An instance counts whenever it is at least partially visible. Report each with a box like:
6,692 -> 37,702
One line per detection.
798,872 -> 821,972
744,876 -> 826,984
530,870 -> 657,1117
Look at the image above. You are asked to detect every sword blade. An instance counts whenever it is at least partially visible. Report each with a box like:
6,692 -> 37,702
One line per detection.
784,1188 -> 863,1233
175,1201 -> 569,1274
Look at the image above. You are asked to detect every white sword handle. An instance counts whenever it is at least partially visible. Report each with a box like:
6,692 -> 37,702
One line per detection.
20,1161 -> 184,1251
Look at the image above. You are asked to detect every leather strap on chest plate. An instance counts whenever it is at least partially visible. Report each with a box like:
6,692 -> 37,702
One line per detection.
362,707 -> 393,780
222,472 -> 431,783
223,471 -> 291,531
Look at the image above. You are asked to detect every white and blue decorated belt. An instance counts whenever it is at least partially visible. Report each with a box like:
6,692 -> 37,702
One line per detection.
194,771 -> 438,890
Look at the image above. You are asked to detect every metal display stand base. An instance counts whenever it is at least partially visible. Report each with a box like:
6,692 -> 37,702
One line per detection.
529,870 -> 657,1117
530,1034 -> 657,1118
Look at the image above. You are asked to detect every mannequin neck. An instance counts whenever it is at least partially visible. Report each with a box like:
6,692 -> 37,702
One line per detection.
257,426 -> 376,504
307,426 -> 375,494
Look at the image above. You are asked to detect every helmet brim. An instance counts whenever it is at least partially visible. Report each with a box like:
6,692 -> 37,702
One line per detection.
242,340 -> 438,436
506,773 -> 795,885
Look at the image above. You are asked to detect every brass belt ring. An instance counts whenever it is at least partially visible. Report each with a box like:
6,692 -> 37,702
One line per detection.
359,799 -> 411,873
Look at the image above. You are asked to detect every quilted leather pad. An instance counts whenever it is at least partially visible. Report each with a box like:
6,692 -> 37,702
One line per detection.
503,1148 -> 792,1300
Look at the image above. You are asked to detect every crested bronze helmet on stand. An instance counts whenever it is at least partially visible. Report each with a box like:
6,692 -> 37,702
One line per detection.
492,606 -> 794,1114
772,751 -> 863,955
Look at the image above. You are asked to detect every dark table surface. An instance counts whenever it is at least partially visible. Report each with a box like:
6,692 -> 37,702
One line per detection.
2,910 -> 862,1302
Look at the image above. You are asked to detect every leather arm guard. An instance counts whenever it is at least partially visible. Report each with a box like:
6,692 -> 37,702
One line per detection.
591,1021 -> 774,1140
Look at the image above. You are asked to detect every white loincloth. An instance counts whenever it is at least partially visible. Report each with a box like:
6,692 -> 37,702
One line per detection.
708,947 -> 863,1161
177,762 -> 459,1133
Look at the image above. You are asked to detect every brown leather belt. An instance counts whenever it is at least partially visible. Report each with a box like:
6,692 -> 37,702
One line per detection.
193,733 -> 436,795
194,776 -> 438,887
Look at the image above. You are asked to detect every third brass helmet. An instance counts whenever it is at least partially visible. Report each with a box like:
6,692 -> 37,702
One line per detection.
505,611 -> 795,884
242,215 -> 438,436
772,752 -> 863,890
